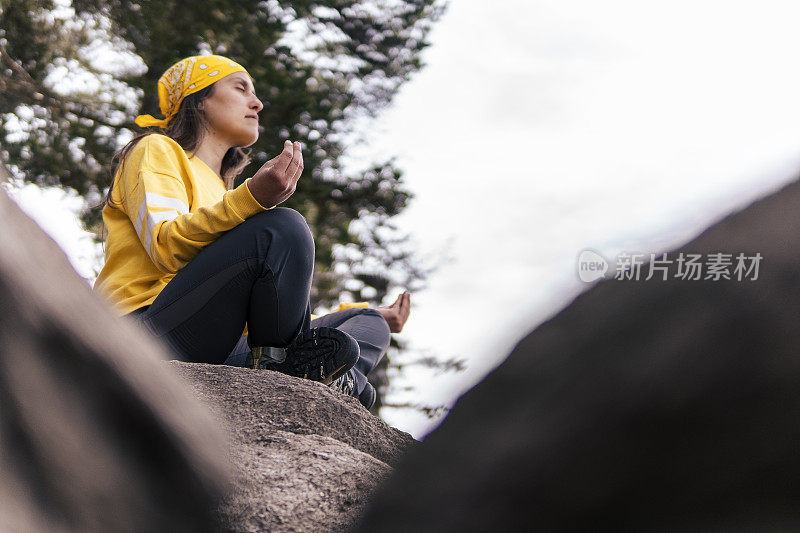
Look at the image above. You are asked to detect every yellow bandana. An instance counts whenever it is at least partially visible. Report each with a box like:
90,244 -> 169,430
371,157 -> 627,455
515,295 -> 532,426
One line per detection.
134,55 -> 250,128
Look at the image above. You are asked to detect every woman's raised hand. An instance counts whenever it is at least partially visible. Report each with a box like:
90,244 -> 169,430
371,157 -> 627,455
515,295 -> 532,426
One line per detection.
247,140 -> 304,207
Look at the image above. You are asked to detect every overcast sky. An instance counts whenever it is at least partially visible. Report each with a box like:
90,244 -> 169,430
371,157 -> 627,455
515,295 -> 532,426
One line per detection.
346,0 -> 800,436
10,0 -> 800,438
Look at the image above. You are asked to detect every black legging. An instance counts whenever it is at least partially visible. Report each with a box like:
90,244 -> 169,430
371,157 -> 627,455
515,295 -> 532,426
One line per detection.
130,207 -> 314,364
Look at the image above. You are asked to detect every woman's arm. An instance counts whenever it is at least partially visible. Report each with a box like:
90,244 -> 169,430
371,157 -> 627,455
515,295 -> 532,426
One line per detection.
119,136 -> 266,273
127,173 -> 265,273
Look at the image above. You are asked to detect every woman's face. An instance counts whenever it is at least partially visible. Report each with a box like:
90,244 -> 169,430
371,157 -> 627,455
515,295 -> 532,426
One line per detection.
199,72 -> 263,147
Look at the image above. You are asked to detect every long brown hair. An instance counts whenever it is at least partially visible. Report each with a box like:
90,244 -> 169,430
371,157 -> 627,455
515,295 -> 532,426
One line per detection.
104,83 -> 252,212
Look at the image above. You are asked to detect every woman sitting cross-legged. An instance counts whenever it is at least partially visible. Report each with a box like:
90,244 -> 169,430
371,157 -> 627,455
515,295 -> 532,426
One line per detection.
93,55 -> 410,408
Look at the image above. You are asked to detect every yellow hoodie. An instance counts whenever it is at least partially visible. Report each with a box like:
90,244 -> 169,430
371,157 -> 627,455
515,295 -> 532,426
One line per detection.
94,134 -> 268,315
94,133 -> 368,321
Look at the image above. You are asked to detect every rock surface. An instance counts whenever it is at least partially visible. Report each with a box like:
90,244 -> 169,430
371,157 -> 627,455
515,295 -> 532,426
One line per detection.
357,179 -> 800,531
0,188 -> 229,532
168,362 -> 416,532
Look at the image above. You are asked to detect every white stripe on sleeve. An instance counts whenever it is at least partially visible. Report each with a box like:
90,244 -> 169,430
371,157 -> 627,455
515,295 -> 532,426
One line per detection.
134,192 -> 190,235
145,192 -> 189,214
144,209 -> 182,255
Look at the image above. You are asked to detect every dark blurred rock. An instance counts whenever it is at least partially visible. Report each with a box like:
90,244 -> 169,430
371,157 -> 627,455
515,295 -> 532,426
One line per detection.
168,362 -> 416,532
0,189 -> 229,532
357,180 -> 800,532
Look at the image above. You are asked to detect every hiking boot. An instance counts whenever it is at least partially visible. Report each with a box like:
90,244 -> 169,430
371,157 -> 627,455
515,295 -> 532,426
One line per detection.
329,369 -> 355,396
358,382 -> 376,410
329,371 -> 376,410
248,327 -> 359,385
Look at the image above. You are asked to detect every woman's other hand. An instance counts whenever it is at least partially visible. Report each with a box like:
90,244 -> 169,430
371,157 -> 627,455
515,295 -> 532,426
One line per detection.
247,139 -> 304,207
377,291 -> 411,333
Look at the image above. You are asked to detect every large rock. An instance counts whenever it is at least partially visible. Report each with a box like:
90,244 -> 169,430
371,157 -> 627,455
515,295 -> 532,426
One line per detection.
0,187 -> 229,532
168,362 -> 416,532
357,179 -> 800,531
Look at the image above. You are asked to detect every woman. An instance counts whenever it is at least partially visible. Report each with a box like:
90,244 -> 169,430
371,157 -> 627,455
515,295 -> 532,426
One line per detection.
94,55 -> 410,408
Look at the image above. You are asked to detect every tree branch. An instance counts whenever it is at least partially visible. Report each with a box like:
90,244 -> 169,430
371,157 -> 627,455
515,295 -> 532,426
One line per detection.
0,43 -> 136,130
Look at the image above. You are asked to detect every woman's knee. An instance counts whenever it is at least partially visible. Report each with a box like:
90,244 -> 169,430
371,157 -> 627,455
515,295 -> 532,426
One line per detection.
241,208 -> 314,251
350,308 -> 391,350
267,206 -> 310,230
